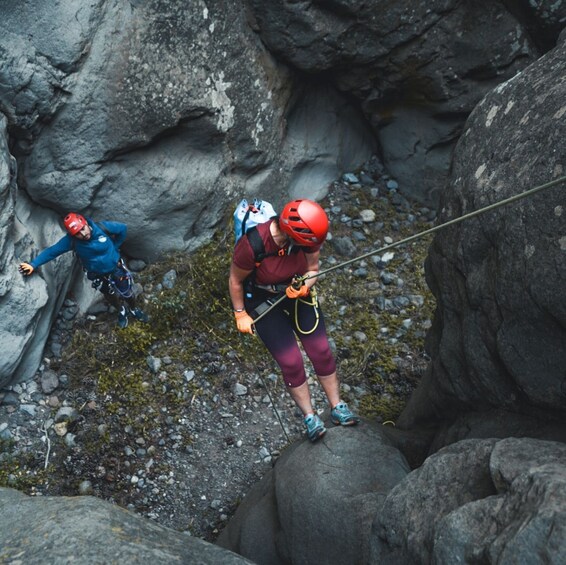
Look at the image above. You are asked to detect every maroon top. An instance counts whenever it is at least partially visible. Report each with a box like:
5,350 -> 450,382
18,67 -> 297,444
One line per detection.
233,220 -> 320,286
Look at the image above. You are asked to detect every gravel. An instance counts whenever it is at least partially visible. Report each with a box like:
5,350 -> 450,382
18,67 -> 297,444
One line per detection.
0,159 -> 436,542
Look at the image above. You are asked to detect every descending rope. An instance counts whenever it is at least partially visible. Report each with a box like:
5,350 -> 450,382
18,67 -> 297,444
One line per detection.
252,174 -> 566,325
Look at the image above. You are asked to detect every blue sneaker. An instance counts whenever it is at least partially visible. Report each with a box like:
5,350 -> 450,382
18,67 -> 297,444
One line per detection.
304,414 -> 326,442
117,306 -> 129,329
130,307 -> 149,323
331,402 -> 360,426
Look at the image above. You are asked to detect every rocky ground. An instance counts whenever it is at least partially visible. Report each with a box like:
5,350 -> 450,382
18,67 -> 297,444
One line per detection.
0,156 -> 436,543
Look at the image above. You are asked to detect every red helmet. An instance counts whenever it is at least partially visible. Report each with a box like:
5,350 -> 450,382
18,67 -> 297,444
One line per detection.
63,213 -> 87,235
279,199 -> 329,246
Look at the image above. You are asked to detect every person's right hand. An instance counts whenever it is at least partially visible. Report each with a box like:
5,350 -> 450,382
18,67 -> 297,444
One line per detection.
234,310 -> 254,334
285,284 -> 309,299
19,262 -> 34,276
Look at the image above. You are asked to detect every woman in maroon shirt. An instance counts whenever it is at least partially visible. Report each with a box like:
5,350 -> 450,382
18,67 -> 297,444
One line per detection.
229,199 -> 359,442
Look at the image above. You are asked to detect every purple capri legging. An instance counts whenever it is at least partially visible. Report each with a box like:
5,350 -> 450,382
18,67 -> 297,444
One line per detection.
247,290 -> 336,388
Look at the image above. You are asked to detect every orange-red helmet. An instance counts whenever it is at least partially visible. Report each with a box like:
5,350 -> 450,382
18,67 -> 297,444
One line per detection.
279,199 -> 329,246
63,213 -> 87,235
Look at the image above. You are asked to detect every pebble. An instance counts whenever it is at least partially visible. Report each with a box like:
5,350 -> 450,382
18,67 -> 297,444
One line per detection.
54,406 -> 78,423
78,480 -> 93,495
354,331 -> 368,343
162,269 -> 178,289
54,422 -> 68,436
147,355 -> 162,373
48,396 -> 60,408
360,209 -> 376,223
20,404 -> 37,417
0,158 -> 436,542
342,173 -> 359,184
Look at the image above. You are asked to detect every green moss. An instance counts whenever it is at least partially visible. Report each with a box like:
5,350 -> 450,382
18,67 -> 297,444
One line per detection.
359,392 -> 406,422
51,186 -> 433,455
115,324 -> 157,356
0,446 -> 50,492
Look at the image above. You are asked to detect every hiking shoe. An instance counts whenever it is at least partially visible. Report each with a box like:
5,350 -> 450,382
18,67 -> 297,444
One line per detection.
304,414 -> 326,443
131,308 -> 149,323
331,402 -> 360,426
117,306 -> 129,329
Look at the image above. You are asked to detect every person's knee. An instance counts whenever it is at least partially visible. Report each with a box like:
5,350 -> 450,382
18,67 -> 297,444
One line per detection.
279,356 -> 307,388
315,359 -> 336,377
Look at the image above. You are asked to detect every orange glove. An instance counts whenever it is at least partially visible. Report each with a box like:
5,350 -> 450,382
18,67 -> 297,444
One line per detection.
234,310 -> 254,334
19,262 -> 34,276
286,284 -> 310,299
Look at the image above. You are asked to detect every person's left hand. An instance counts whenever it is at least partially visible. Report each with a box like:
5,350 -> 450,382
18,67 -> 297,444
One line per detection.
286,283 -> 309,299
234,310 -> 255,334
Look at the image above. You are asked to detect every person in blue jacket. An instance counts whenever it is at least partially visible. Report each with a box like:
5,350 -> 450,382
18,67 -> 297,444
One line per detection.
19,212 -> 148,329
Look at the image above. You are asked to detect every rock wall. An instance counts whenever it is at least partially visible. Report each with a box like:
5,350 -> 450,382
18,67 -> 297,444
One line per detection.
3,0 -> 375,259
371,438 -> 566,564
399,36 -> 566,429
0,0 -> 375,384
217,424 -> 410,565
218,431 -> 566,565
245,0 -> 543,203
0,116 -> 71,384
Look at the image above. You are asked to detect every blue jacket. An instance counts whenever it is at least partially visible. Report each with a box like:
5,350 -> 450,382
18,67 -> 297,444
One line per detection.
30,219 -> 127,275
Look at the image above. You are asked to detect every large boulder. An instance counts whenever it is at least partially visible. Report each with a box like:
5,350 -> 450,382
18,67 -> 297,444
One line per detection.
0,0 -> 375,384
0,115 -> 72,387
1,0 -> 375,260
428,408 -> 566,455
399,35 -> 566,429
0,487 -> 254,564
217,423 -> 410,565
246,0 -> 541,203
371,438 -> 566,564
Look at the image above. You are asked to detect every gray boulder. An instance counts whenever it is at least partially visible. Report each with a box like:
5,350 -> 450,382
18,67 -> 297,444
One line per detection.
1,0 -> 374,259
429,409 -> 566,455
1,0 -> 375,384
217,423 -> 410,565
371,438 -> 566,564
0,115 -> 72,387
0,487 -> 254,564
399,35 -> 566,429
246,0 -> 541,203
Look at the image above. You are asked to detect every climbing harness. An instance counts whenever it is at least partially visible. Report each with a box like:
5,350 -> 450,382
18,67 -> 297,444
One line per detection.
249,286 -> 320,334
251,174 -> 566,325
110,260 -> 135,299
90,259 -> 134,299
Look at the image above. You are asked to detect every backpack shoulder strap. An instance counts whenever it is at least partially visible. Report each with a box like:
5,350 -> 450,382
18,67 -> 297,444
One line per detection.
246,226 -> 269,266
246,225 -> 302,266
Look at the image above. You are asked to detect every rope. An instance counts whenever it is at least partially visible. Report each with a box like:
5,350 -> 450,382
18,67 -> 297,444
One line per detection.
256,370 -> 292,444
237,334 -> 291,443
307,174 -> 566,282
294,290 -> 320,335
252,174 -> 566,324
